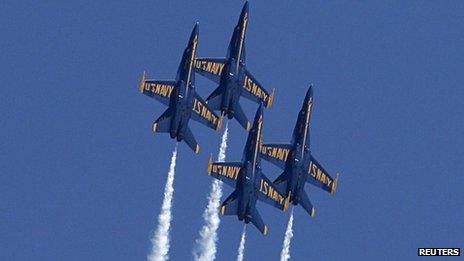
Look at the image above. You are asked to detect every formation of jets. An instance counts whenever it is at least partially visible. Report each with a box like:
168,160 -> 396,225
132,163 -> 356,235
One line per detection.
139,2 -> 339,235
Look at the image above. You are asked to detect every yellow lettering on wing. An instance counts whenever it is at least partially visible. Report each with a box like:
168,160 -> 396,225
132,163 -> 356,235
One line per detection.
260,145 -> 290,162
150,83 -> 173,98
211,63 -> 219,75
271,147 -> 278,158
217,63 -> 225,75
243,75 -> 270,105
193,98 -> 218,126
206,62 -> 213,73
195,60 -> 225,76
310,162 -> 332,187
212,164 -> 241,180
258,178 -> 286,207
193,98 -> 201,114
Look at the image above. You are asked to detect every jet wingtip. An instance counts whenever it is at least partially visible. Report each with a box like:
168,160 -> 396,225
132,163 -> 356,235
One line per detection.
152,122 -> 158,133
242,1 -> 249,13
246,121 -> 252,131
216,118 -> 223,131
195,144 -> 200,154
207,154 -> 213,174
310,207 -> 316,217
139,71 -> 146,93
267,88 -> 275,108
284,194 -> 291,211
331,173 -> 339,194
263,225 -> 269,236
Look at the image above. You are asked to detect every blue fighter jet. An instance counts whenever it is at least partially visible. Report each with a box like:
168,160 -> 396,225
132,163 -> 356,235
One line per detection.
207,104 -> 289,235
194,2 -> 275,131
139,24 -> 222,153
259,86 -> 339,217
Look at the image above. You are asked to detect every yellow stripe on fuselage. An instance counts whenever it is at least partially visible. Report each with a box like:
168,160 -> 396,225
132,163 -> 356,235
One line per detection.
252,114 -> 262,179
236,13 -> 248,72
301,99 -> 312,157
185,35 -> 198,98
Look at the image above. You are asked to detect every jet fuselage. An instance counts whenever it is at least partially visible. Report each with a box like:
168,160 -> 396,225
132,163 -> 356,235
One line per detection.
169,28 -> 199,140
236,105 -> 263,222
284,89 -> 314,204
217,3 -> 249,119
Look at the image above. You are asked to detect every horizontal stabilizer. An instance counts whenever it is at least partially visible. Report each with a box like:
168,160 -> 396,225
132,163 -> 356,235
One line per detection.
152,109 -> 172,134
205,85 -> 225,111
299,191 -> 316,217
273,171 -> 290,194
234,103 -> 251,131
250,208 -> 268,236
183,127 -> 200,154
220,190 -> 239,216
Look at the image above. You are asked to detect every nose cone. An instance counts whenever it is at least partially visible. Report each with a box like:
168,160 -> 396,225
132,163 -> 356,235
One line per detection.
240,1 -> 249,20
190,22 -> 199,41
306,85 -> 313,99
304,85 -> 314,105
242,1 -> 249,13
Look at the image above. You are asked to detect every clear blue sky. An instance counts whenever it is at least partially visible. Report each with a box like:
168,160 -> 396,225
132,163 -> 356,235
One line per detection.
1,1 -> 463,260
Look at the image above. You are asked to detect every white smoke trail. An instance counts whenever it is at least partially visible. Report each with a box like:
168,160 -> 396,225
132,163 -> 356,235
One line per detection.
236,225 -> 247,261
193,123 -> 229,261
217,122 -> 229,162
148,145 -> 178,261
280,208 -> 294,261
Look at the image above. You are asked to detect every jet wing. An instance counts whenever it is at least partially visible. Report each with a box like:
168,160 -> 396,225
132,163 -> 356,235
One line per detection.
207,157 -> 243,188
194,57 -> 227,83
307,155 -> 339,194
139,72 -> 176,106
256,173 -> 289,211
241,69 -> 275,108
259,143 -> 292,169
191,92 -> 223,131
